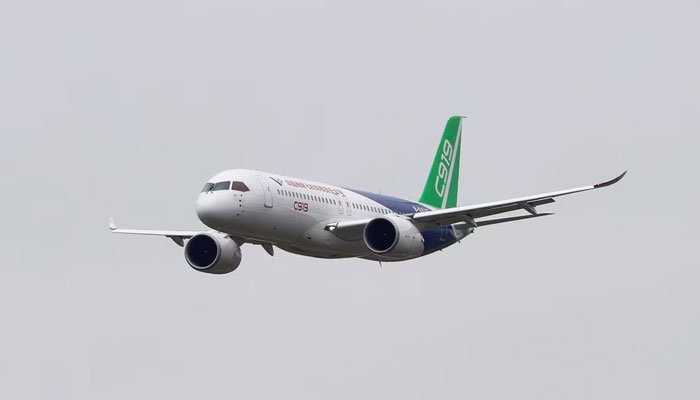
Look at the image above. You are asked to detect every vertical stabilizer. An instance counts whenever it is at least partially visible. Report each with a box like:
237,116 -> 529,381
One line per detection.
419,116 -> 463,209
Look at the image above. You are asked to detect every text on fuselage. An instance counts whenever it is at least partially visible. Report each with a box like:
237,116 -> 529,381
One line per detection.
294,201 -> 309,212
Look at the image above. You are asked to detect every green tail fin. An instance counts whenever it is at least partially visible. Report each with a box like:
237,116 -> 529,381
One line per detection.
418,116 -> 463,209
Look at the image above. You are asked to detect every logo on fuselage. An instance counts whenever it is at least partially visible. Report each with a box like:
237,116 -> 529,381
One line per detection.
269,177 -> 283,186
434,139 -> 453,198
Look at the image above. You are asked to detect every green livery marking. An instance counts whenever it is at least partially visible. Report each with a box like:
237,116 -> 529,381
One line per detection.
419,116 -> 463,209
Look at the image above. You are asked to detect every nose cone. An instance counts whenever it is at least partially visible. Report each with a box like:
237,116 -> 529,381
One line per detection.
196,193 -> 232,229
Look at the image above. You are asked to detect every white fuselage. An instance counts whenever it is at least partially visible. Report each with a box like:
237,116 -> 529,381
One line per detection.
196,169 -> 464,261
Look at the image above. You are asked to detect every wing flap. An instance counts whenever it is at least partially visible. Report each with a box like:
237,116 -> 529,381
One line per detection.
417,198 -> 556,229
475,213 -> 553,227
302,171 -> 625,241
412,171 -> 626,226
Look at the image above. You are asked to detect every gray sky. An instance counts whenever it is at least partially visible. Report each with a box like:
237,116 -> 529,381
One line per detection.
1,0 -> 698,398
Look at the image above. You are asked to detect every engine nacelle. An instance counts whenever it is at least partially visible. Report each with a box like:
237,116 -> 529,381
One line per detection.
184,231 -> 242,274
363,216 -> 424,260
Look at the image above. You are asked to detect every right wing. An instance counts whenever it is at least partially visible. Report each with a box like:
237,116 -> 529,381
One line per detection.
410,171 -> 627,229
325,171 -> 626,240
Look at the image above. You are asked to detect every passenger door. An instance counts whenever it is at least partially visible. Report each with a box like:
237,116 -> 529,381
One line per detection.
255,176 -> 273,208
334,194 -> 344,215
342,194 -> 352,216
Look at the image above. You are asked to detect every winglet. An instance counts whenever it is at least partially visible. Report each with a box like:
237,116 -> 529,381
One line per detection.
109,218 -> 117,231
594,171 -> 627,188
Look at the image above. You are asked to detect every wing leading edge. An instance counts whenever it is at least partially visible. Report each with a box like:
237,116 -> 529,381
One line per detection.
327,171 -> 626,240
411,171 -> 626,229
108,218 -> 199,247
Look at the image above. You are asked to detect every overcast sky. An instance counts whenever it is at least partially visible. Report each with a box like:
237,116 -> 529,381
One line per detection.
1,0 -> 698,399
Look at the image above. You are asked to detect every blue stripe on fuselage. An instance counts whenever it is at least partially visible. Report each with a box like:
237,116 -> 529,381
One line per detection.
346,188 -> 457,255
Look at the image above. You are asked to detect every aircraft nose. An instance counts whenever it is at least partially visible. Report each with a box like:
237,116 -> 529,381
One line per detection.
196,193 -> 230,228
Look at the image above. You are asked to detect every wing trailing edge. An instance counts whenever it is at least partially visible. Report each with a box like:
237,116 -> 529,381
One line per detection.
325,171 -> 626,240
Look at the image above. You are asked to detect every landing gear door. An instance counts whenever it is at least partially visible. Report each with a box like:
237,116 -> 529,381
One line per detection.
256,176 -> 273,208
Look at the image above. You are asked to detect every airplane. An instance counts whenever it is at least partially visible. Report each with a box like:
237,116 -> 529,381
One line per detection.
110,116 -> 626,274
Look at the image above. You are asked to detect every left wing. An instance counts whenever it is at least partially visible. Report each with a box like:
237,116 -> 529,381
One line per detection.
108,218 -> 200,247
326,171 -> 626,240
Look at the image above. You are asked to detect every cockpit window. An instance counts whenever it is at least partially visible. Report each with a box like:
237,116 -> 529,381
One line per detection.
212,181 -> 231,191
231,181 -> 250,192
201,182 -> 215,192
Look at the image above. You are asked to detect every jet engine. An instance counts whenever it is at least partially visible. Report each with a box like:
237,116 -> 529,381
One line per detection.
184,231 -> 242,274
363,216 -> 424,260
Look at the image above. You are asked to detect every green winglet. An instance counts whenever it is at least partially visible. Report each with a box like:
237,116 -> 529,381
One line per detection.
418,116 -> 464,209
